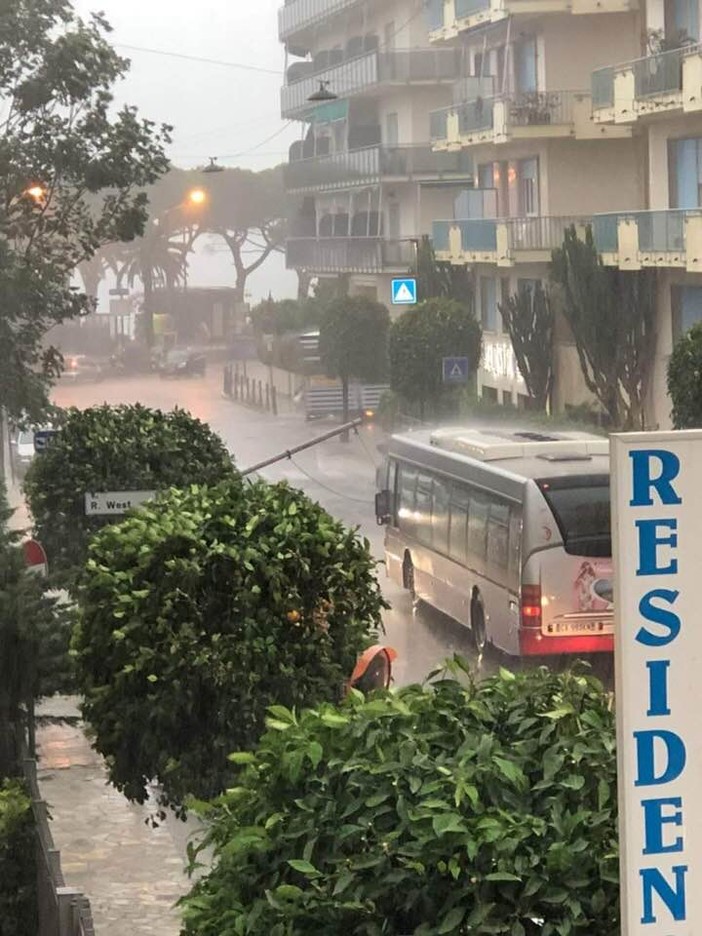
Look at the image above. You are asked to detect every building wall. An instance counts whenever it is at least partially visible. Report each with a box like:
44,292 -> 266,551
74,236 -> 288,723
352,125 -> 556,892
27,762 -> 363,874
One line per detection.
545,138 -> 646,216
541,13 -> 642,88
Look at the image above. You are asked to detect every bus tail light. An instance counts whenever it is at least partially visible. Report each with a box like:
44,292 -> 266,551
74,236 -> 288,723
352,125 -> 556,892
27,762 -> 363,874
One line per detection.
520,584 -> 542,629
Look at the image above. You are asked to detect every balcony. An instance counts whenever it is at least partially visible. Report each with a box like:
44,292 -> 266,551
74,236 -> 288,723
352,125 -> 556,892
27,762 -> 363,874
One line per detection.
428,0 -> 637,40
286,237 -> 417,274
592,44 -> 702,124
281,48 -> 464,119
279,0 -> 360,44
593,209 -> 702,270
284,145 -> 474,193
433,215 -> 591,265
430,90 -> 630,149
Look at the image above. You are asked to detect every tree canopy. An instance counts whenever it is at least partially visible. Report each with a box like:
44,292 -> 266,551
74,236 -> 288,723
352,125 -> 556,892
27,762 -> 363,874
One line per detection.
667,321 -> 702,428
499,282 -> 554,412
74,477 -> 386,813
0,0 -> 170,420
23,404 -> 234,582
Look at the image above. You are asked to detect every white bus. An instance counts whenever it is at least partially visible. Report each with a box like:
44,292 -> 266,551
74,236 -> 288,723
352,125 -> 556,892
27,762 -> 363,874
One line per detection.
375,427 -> 613,658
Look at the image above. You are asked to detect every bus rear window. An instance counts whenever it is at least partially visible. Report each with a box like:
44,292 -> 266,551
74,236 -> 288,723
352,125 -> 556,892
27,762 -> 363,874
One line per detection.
538,476 -> 611,558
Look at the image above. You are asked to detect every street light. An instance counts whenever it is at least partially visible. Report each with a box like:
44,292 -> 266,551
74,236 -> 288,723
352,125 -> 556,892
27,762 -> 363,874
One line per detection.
308,81 -> 338,102
202,157 -> 224,175
188,188 -> 207,206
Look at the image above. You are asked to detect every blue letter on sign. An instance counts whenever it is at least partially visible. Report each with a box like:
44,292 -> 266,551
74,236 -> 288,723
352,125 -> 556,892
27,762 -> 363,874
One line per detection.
637,590 -> 680,647
636,520 -> 678,576
635,730 -> 686,787
646,660 -> 672,717
630,450 -> 682,507
640,866 -> 688,924
642,798 -> 684,855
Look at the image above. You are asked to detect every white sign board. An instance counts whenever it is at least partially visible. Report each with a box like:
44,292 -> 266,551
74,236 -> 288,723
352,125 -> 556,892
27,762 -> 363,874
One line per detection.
612,430 -> 702,934
84,491 -> 155,516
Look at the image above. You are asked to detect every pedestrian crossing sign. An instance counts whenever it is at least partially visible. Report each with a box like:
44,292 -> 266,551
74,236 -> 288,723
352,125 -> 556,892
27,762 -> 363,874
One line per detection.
442,356 -> 470,384
391,277 -> 417,305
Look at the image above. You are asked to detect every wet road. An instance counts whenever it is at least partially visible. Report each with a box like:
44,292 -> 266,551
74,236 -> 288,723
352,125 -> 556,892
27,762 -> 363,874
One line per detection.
50,370 -> 613,687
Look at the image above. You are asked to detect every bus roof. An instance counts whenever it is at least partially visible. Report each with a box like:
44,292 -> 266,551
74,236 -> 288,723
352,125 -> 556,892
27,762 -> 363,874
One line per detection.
388,426 -> 609,494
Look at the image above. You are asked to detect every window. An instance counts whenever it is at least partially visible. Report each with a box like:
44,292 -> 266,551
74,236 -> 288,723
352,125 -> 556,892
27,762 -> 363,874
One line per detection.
669,137 -> 702,209
487,501 -> 510,571
518,158 -> 539,216
385,112 -> 399,146
415,473 -> 434,546
482,385 -> 498,403
480,277 -> 498,332
508,510 -> 522,579
672,284 -> 702,337
538,475 -> 611,558
467,491 -> 489,563
384,21 -> 396,50
448,484 -> 470,564
398,464 -> 417,537
478,163 -> 493,190
432,476 -> 451,555
517,277 -> 539,296
388,201 -> 400,238
514,38 -> 537,94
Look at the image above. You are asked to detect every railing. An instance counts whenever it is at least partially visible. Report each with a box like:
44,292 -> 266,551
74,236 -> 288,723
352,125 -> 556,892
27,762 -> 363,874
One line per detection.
632,45 -> 690,98
504,215 -> 591,251
432,221 -> 452,252
457,219 -> 498,251
282,48 -> 465,116
456,0 -> 491,16
592,213 -> 619,251
430,108 -> 449,142
592,66 -> 615,108
286,236 -> 416,272
278,0 -> 358,40
592,210 -> 688,253
457,97 -> 495,134
506,90 -> 578,126
454,187 -> 498,219
425,0 -> 444,30
284,146 -> 473,191
23,756 -> 95,936
452,75 -> 495,103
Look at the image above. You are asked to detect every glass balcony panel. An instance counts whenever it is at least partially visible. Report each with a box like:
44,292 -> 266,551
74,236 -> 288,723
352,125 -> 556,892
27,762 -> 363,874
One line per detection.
592,67 -> 615,108
505,216 -> 591,250
432,221 -> 451,252
633,47 -> 686,98
279,0 -> 357,40
458,219 -> 497,251
592,214 -> 619,252
636,210 -> 685,251
457,98 -> 494,133
455,0 -> 490,16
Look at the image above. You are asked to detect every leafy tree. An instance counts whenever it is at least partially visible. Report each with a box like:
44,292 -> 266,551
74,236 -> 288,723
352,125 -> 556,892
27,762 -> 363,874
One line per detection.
551,227 -> 657,429
251,297 -> 322,337
23,404 -> 234,584
73,478 -> 386,813
0,1 -> 170,420
0,481 -> 73,777
181,664 -> 618,936
389,297 -> 482,419
499,281 -> 555,412
319,296 -> 390,437
0,780 -> 36,936
667,321 -> 702,428
416,234 -> 473,303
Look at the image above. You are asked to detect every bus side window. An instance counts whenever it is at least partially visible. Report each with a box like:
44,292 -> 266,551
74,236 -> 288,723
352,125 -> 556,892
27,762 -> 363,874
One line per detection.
467,491 -> 489,567
448,483 -> 470,564
432,477 -> 450,555
415,474 -> 434,547
398,464 -> 418,537
508,509 -> 522,581
487,501 -> 510,573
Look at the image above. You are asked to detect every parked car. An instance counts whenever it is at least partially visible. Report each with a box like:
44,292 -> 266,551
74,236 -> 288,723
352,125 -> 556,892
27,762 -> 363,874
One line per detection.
11,429 -> 36,478
158,349 -> 207,379
61,354 -> 105,382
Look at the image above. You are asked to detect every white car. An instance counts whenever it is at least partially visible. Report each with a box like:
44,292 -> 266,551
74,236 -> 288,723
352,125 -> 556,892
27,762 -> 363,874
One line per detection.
11,429 -> 36,477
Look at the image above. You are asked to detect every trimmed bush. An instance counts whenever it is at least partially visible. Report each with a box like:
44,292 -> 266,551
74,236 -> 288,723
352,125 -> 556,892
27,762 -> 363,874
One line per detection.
0,780 -> 36,936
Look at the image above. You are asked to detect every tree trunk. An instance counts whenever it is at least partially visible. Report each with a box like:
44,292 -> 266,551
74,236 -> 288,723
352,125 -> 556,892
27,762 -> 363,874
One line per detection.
341,376 -> 350,443
142,269 -> 154,348
297,269 -> 312,301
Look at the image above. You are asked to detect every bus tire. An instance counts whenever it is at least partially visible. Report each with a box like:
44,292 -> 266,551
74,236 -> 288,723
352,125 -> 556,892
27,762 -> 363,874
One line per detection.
403,554 -> 416,602
471,596 -> 487,655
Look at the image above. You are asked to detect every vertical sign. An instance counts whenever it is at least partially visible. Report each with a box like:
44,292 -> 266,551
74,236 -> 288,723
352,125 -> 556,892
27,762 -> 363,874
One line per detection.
612,430 -> 702,934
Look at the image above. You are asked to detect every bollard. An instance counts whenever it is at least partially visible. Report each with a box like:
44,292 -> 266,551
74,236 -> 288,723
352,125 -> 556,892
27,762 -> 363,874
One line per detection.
258,380 -> 263,408
265,385 -> 270,411
233,373 -> 239,400
271,385 -> 278,416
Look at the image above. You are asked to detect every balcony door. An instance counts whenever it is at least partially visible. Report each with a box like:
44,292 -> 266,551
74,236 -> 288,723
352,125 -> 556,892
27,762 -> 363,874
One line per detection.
669,137 -> 702,209
514,39 -> 538,95
665,0 -> 699,41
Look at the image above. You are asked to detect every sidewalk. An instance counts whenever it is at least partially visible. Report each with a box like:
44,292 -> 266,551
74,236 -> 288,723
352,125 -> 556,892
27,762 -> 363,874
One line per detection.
36,697 -> 199,936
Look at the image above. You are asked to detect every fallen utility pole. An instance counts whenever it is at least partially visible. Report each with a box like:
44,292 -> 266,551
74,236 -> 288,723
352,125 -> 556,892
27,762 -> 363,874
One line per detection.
241,417 -> 364,477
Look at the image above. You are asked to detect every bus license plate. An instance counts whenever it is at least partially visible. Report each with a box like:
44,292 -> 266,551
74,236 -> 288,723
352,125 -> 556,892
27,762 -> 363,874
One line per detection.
546,620 -> 613,636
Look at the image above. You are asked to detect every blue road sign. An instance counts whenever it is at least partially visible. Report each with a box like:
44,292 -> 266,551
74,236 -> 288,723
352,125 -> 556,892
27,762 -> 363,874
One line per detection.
34,429 -> 57,453
391,277 -> 417,305
442,356 -> 470,384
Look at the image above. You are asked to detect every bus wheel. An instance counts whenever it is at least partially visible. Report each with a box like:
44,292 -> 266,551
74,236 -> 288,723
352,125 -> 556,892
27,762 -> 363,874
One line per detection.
403,555 -> 416,602
471,598 -> 487,655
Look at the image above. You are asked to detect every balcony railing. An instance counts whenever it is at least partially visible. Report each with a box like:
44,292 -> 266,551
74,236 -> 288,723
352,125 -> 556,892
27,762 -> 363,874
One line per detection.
504,215 -> 590,250
593,210 -> 688,253
591,66 -> 615,108
431,90 -> 580,144
279,0 -> 358,41
507,90 -> 577,126
286,236 -> 416,273
456,0 -> 490,16
632,46 -> 689,99
282,48 -> 464,117
284,145 -> 474,192
433,214 -> 591,258
433,219 -> 498,252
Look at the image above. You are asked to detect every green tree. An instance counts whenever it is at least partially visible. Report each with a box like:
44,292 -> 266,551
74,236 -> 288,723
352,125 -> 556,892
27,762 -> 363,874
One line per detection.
73,478 -> 386,813
389,297 -> 482,419
181,665 -> 618,936
23,404 -> 234,584
0,780 -> 36,936
0,1 -> 170,421
551,227 -> 657,429
667,320 -> 702,428
0,481 -> 73,777
319,296 -> 390,437
499,281 -> 555,412
416,234 -> 474,303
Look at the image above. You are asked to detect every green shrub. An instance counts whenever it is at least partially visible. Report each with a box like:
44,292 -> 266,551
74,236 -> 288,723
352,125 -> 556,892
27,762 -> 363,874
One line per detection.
0,780 -> 36,936
181,665 -> 618,936
74,477 -> 385,813
667,321 -> 702,428
24,404 -> 235,583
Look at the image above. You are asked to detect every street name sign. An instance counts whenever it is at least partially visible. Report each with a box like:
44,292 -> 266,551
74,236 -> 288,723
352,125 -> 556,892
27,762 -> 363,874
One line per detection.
442,356 -> 469,384
611,430 -> 702,934
391,277 -> 417,305
84,491 -> 156,516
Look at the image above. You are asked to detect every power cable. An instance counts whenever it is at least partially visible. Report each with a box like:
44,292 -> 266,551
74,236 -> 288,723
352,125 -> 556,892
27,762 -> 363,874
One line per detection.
289,454 -> 372,505
115,43 -> 282,76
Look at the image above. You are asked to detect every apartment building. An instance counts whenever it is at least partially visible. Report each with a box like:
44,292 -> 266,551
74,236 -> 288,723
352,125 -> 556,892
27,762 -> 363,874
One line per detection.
279,0 -> 476,305
427,0 -> 648,412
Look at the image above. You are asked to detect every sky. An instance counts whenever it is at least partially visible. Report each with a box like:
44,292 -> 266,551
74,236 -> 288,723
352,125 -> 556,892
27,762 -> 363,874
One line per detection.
72,0 -> 300,303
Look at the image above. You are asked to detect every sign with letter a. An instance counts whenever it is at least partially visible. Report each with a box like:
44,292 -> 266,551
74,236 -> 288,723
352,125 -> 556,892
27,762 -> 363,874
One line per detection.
611,430 -> 702,934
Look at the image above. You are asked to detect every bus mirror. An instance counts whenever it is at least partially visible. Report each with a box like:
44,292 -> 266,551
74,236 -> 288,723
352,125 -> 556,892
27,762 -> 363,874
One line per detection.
375,490 -> 391,525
